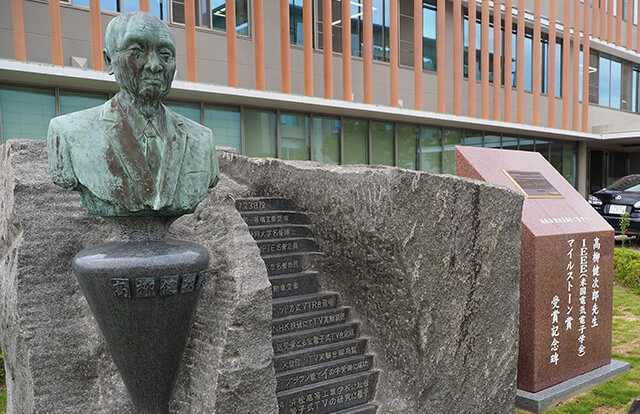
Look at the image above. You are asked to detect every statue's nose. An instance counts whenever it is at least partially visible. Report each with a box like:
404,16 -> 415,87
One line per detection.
144,50 -> 163,73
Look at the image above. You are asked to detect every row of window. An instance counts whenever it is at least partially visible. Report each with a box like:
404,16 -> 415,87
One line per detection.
0,84 -> 577,185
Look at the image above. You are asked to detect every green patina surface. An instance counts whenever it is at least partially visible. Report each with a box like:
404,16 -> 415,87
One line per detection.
47,12 -> 219,217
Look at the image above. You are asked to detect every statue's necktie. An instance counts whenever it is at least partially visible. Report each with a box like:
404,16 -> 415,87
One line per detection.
143,121 -> 164,182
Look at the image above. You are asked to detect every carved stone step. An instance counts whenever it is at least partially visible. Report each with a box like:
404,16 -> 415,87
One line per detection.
333,404 -> 378,414
272,307 -> 349,336
272,292 -> 340,319
257,238 -> 320,256
270,272 -> 319,299
272,322 -> 359,355
241,211 -> 311,227
262,253 -> 307,276
273,338 -> 368,373
276,354 -> 374,392
276,370 -> 379,414
248,224 -> 315,241
235,198 -> 299,212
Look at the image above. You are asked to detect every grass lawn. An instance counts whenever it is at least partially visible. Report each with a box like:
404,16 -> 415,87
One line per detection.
0,286 -> 638,413
517,285 -> 640,414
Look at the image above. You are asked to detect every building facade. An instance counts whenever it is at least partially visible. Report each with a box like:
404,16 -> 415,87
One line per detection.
2,0 -> 640,196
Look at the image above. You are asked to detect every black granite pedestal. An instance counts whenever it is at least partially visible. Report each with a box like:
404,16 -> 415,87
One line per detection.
72,217 -> 209,414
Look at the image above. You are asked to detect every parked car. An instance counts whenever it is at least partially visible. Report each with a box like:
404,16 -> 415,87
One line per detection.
588,174 -> 640,236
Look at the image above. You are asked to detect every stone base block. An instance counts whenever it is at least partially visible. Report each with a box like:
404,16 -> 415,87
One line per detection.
516,360 -> 630,413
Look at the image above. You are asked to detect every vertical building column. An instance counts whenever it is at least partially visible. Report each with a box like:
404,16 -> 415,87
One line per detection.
437,0 -> 445,113
343,0 -> 352,101
390,0 -> 399,107
90,0 -> 103,71
637,0 -> 640,51
626,0 -> 632,49
468,0 -> 477,117
185,0 -> 198,82
49,0 -> 63,66
572,0 -> 581,131
600,0 -> 606,40
453,0 -> 462,115
504,0 -> 513,122
226,0 -> 237,86
304,0 -> 314,96
363,0 -> 373,104
562,0 -> 571,129
280,0 -> 291,93
254,0 -> 265,90
481,0 -> 489,119
592,0 -> 599,39
413,0 -> 423,110
323,0 -> 333,99
517,0 -> 525,123
607,0 -> 613,43
492,0 -> 501,120
548,0 -> 556,128
532,0 -> 541,126
616,0 -> 622,46
11,0 -> 26,61
582,0 -> 591,132
140,0 -> 149,12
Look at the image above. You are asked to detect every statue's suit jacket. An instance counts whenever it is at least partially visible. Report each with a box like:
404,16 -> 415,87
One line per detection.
47,97 -> 220,216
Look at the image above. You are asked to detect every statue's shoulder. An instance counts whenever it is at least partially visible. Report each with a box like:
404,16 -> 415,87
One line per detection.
49,101 -> 110,138
164,106 -> 212,141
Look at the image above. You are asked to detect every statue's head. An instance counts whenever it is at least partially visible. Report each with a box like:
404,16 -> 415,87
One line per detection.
103,12 -> 176,107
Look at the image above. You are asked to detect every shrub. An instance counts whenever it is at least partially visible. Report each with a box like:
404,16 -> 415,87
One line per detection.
614,248 -> 640,293
0,345 -> 4,386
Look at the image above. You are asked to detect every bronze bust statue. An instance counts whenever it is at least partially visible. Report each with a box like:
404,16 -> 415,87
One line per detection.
47,11 -> 219,216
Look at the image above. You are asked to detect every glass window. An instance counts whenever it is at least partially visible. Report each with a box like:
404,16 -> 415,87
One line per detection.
174,0 -> 247,34
73,0 -> 120,12
622,62 -> 633,111
632,66 -> 640,113
519,137 -> 534,151
611,58 -> 622,109
397,123 -> 418,170
343,118 -> 368,164
579,49 -> 583,102
421,126 -> 441,173
372,0 -> 390,62
550,141 -> 563,173
0,85 -> 56,142
280,112 -> 311,160
442,128 -> 461,174
463,10 -> 481,81
317,0 -> 343,53
290,0 -> 305,45
502,136 -> 518,150
599,54 -> 611,106
371,121 -> 394,166
203,104 -> 241,151
562,142 -> 576,186
423,1 -> 437,70
244,108 -> 277,158
150,0 -> 169,20
555,41 -> 562,97
59,90 -> 108,115
312,116 -> 340,164
483,134 -> 501,148
165,100 -> 201,122
535,139 -> 549,160
589,51 -> 599,104
464,130 -> 482,147
524,30 -> 533,91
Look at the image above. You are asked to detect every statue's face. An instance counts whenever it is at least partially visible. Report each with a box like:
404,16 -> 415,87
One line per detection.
108,14 -> 176,104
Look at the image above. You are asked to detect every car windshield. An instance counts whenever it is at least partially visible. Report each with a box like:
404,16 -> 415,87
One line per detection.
607,175 -> 640,192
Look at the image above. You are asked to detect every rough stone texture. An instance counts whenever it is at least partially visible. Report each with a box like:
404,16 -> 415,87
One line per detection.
220,153 -> 524,414
0,139 -> 277,414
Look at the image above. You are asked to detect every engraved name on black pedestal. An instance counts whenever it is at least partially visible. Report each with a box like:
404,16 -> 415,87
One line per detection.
236,198 -> 379,414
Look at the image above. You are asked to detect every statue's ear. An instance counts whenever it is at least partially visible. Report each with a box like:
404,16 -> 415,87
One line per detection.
103,49 -> 114,75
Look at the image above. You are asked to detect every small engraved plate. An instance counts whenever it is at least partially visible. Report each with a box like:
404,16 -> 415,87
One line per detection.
503,170 -> 564,198
196,270 -> 208,290
111,278 -> 131,298
135,277 -> 156,297
159,276 -> 179,296
181,273 -> 197,293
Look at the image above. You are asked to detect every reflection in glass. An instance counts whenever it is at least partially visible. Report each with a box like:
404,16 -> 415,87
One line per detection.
165,100 -> 201,122
536,139 -> 549,160
524,31 -> 533,91
519,137 -> 534,151
59,90 -> 108,115
343,118 -> 368,164
317,0 -> 343,53
443,128 -> 462,174
0,85 -> 56,142
555,41 -> 562,97
464,130 -> 482,147
312,116 -> 341,165
611,59 -> 622,109
244,109 -> 277,158
502,136 -> 518,150
421,127 -> 441,173
550,141 -> 562,173
211,0 -> 249,35
290,0 -> 304,45
371,121 -> 394,166
372,0 -> 390,62
562,142 -> 576,186
423,0 -> 437,70
484,134 -> 501,148
599,55 -> 611,106
204,105 -> 241,151
280,113 -> 310,160
397,124 -> 418,170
